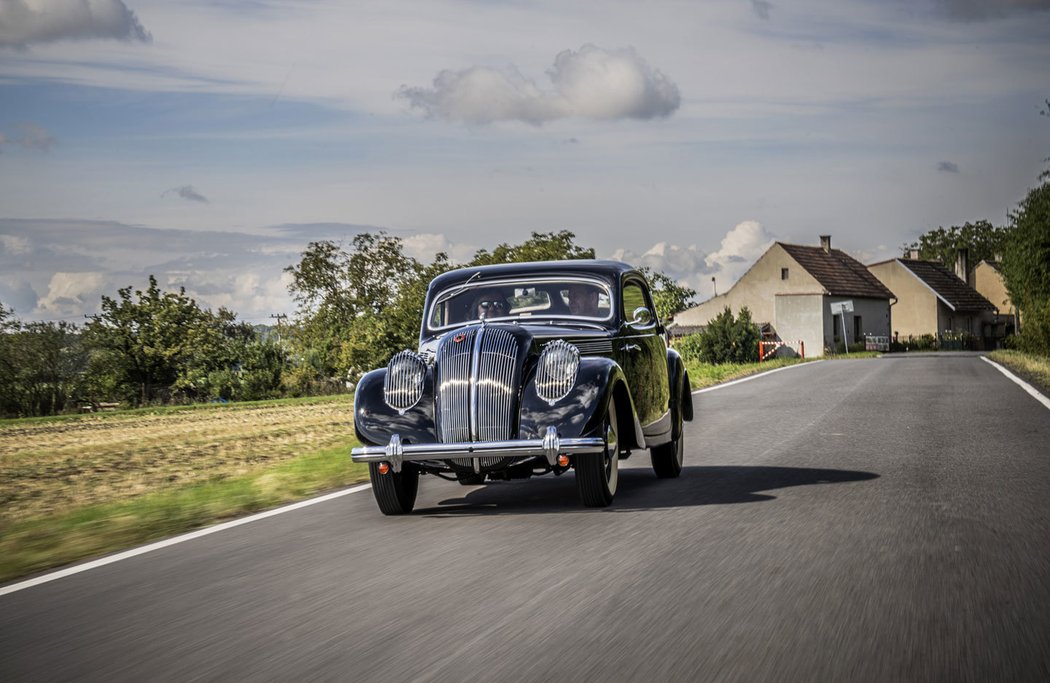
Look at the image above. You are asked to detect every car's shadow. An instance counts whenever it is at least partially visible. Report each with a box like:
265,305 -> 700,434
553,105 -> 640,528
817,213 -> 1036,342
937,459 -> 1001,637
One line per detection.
417,465 -> 879,516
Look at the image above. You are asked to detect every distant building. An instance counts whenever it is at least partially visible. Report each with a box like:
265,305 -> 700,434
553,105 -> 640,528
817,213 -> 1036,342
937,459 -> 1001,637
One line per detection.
867,252 -> 998,347
971,260 -> 1019,339
673,236 -> 894,357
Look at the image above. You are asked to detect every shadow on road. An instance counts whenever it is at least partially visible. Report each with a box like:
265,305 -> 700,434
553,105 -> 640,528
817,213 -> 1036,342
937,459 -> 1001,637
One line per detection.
418,465 -> 879,516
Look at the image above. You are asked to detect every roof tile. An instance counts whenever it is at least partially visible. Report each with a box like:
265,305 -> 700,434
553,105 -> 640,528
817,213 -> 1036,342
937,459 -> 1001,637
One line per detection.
899,259 -> 996,311
779,243 -> 895,299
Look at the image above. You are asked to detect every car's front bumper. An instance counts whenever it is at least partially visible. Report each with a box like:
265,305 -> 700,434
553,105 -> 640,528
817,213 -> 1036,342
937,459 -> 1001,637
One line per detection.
351,426 -> 606,472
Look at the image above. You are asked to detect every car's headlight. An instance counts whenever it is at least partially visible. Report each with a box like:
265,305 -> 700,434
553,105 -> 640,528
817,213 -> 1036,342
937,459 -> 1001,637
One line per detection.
384,350 -> 426,413
536,340 -> 580,404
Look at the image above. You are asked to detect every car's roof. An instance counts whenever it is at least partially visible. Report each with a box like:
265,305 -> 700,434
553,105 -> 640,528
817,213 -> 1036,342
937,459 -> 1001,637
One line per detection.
428,259 -> 640,292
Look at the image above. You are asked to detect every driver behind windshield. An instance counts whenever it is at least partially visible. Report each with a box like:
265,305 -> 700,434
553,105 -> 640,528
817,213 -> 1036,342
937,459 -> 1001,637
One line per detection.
471,289 -> 508,320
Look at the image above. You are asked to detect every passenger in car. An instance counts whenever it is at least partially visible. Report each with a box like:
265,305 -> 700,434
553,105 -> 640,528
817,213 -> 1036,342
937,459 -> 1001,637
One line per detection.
567,284 -> 600,317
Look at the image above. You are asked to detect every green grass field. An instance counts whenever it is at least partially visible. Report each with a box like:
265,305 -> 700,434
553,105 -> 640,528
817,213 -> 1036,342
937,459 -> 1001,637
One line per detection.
0,396 -> 369,583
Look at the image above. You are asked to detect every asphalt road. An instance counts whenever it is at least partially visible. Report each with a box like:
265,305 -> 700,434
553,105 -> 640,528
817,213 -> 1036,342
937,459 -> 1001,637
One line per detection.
2,356 -> 1049,682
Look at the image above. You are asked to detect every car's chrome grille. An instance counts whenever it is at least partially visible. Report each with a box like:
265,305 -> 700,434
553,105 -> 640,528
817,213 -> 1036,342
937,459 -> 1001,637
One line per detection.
436,328 -> 475,444
475,327 -> 519,441
567,339 -> 613,355
435,326 -> 523,471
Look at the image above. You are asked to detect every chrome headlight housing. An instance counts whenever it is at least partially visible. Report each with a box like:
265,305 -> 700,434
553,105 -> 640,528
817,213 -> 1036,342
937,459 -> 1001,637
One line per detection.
383,350 -> 426,413
536,340 -> 580,404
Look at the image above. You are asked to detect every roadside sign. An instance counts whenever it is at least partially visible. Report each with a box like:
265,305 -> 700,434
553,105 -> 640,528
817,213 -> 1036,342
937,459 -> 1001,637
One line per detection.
830,300 -> 854,354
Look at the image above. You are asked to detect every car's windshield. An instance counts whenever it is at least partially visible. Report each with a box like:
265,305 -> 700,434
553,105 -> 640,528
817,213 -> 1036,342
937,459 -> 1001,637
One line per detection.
427,277 -> 613,330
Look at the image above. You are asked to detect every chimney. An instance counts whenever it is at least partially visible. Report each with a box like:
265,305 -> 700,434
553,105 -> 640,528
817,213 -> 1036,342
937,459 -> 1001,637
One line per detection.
819,235 -> 831,253
955,247 -> 969,284
909,249 -> 920,259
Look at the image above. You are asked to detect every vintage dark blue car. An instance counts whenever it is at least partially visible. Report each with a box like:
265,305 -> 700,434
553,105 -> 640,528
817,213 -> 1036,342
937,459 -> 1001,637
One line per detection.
351,260 -> 693,514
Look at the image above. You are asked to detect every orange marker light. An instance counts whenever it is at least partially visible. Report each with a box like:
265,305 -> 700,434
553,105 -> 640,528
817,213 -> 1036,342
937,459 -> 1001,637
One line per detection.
378,462 -> 390,475
557,455 -> 570,467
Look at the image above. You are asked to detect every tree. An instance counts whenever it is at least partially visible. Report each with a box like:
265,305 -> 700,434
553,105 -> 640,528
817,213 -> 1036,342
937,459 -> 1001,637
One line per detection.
678,307 -> 760,364
1001,181 -> 1050,355
901,220 -> 1008,267
639,267 -> 696,321
84,275 -> 257,404
469,230 -> 595,265
285,233 -> 450,381
1,321 -> 87,417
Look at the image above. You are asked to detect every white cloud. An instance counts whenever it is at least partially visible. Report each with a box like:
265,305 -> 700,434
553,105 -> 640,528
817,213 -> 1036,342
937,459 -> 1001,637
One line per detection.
37,272 -> 109,318
704,220 -> 776,281
398,44 -> 680,125
0,0 -> 151,48
609,220 -> 776,298
0,234 -> 32,255
400,233 -> 477,265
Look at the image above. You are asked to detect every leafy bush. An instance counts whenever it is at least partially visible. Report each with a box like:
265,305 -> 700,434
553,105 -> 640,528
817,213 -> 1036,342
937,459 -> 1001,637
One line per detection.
680,307 -> 760,364
1008,303 -> 1050,357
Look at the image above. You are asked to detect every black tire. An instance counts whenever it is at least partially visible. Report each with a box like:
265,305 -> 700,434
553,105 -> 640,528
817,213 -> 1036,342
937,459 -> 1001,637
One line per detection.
576,400 -> 619,507
456,472 -> 486,486
650,431 -> 683,478
369,462 -> 419,515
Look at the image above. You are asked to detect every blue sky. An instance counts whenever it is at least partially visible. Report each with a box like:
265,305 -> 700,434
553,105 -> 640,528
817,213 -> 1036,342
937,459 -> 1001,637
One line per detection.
1,0 -> 1048,323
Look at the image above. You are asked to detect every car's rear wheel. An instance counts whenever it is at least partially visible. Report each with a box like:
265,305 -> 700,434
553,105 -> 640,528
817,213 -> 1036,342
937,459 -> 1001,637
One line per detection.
369,462 -> 419,515
650,430 -> 683,478
576,400 -> 619,507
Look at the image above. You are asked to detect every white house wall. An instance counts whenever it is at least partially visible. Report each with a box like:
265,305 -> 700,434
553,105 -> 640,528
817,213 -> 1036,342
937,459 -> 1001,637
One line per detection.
674,244 -> 824,327
774,294 -> 825,357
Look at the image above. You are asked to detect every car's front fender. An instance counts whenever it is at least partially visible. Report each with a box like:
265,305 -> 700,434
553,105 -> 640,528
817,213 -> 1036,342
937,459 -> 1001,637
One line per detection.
354,368 -> 438,447
519,356 -> 645,449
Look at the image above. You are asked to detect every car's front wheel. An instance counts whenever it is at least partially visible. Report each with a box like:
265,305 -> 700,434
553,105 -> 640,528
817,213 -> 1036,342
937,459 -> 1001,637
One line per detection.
369,462 -> 419,515
576,400 -> 619,507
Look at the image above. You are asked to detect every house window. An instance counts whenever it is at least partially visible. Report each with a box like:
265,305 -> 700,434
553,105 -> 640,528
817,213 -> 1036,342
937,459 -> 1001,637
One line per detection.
853,315 -> 862,343
781,267 -> 789,280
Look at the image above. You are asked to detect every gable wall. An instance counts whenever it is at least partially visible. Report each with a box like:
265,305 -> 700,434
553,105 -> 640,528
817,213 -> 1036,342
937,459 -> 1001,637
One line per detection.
867,260 -> 938,339
675,244 -> 824,327
972,262 -> 1013,314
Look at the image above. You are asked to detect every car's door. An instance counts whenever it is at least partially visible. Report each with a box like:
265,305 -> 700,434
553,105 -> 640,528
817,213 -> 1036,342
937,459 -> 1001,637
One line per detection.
615,276 -> 671,434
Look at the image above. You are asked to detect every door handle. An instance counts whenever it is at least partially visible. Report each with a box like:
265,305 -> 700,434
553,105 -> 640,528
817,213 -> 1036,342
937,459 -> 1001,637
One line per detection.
620,343 -> 641,353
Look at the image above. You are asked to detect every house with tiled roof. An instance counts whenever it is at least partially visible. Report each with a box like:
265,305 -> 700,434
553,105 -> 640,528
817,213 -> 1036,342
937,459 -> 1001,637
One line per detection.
673,236 -> 894,357
866,252 -> 998,347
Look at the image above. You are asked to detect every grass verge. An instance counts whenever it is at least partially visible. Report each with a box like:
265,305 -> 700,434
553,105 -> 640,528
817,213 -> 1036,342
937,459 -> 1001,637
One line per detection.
685,357 -> 810,390
987,350 -> 1050,396
0,441 -> 369,584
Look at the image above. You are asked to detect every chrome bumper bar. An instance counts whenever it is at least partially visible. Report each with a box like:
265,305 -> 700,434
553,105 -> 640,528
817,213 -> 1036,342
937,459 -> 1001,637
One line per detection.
351,426 -> 605,472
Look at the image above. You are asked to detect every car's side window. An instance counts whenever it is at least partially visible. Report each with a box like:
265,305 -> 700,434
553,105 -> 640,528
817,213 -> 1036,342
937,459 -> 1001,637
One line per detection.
621,280 -> 654,325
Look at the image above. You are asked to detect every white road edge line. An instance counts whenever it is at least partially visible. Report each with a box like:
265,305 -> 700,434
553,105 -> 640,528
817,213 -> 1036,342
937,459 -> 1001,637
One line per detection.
0,482 -> 373,598
981,356 -> 1050,412
692,360 -> 824,395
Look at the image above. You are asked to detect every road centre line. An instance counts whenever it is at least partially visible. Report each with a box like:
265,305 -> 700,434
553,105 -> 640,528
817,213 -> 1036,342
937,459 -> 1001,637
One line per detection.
692,360 -> 823,395
0,483 -> 374,598
981,356 -> 1050,412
